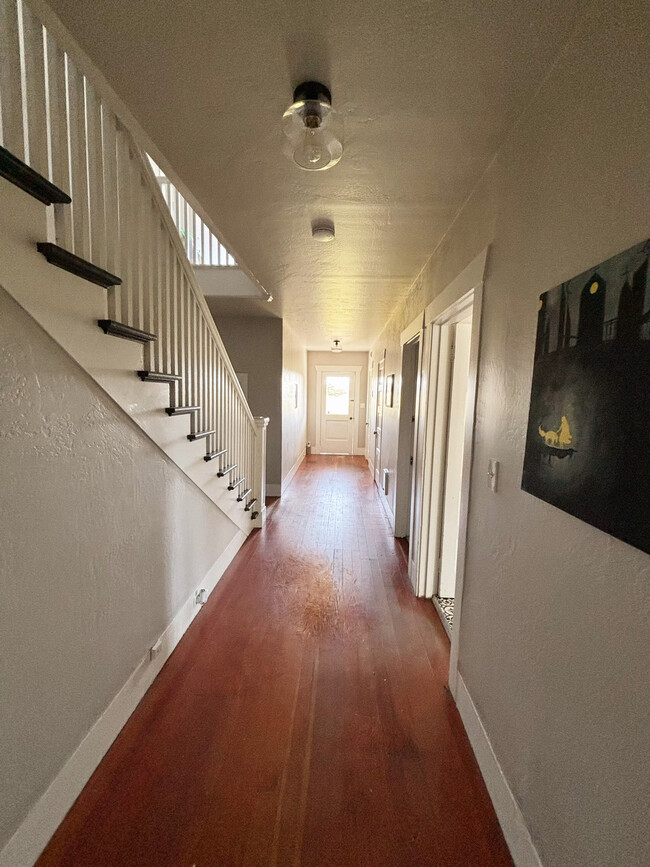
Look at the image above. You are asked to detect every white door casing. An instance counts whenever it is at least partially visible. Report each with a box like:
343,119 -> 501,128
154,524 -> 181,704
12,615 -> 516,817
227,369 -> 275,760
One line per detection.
315,366 -> 362,454
437,320 -> 472,597
374,358 -> 385,487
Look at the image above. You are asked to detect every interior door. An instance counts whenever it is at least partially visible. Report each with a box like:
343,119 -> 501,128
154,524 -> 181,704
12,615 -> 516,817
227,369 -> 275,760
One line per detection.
438,321 -> 472,597
374,359 -> 384,487
319,372 -> 355,454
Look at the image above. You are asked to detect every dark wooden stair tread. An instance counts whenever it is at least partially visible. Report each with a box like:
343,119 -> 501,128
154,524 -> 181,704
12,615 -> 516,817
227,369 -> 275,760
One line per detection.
98,320 -> 156,343
0,144 -> 71,205
204,448 -> 227,463
187,429 -> 215,442
138,370 -> 182,383
166,406 -> 200,416
217,464 -> 237,477
38,243 -> 121,288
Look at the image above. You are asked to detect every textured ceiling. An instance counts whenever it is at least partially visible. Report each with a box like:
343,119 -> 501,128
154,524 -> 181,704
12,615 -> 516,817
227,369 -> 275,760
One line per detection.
47,0 -> 586,349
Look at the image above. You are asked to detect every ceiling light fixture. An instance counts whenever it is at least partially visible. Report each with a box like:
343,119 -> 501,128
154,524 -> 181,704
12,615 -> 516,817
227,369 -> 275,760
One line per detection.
266,294 -> 274,303
282,82 -> 343,171
312,218 -> 335,242
331,339 -> 343,353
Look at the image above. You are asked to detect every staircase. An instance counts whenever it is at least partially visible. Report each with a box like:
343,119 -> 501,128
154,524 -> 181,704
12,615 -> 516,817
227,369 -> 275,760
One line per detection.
0,0 -> 267,530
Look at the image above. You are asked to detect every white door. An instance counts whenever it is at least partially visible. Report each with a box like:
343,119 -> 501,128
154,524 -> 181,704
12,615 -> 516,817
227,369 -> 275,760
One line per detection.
319,371 -> 356,454
438,321 -> 472,597
374,359 -> 384,487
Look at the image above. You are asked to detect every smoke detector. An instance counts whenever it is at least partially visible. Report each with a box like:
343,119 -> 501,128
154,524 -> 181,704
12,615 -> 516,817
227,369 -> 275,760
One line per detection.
312,219 -> 335,242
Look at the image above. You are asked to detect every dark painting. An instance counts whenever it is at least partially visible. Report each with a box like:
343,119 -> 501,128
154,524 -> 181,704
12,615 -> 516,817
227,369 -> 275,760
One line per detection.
522,239 -> 650,555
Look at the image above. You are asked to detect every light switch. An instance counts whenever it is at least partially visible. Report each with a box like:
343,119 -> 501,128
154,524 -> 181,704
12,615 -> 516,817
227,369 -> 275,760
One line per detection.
487,459 -> 499,492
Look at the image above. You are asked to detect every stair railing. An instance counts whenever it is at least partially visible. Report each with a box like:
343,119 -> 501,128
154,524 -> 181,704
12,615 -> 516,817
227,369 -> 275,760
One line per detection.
0,0 -> 266,522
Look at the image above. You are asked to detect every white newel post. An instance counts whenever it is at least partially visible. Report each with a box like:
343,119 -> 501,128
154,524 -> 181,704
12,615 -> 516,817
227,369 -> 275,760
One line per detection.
252,417 -> 269,528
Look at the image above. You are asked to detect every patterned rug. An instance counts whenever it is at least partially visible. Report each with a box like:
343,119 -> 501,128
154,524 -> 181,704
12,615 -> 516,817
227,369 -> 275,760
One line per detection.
435,596 -> 454,630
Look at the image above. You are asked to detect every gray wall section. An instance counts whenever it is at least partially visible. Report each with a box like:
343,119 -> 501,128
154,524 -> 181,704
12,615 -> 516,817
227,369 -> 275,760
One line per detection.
0,288 -> 239,851
212,316 -> 283,487
370,1 -> 650,864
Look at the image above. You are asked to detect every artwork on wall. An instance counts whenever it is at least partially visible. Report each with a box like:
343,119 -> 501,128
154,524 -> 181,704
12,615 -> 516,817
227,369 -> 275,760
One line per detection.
385,374 -> 395,407
521,238 -> 650,555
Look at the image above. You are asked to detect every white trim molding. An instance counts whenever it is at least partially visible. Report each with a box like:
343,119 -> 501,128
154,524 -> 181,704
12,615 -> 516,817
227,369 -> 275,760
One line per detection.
281,449 -> 306,494
454,674 -> 543,867
314,365 -> 362,455
0,532 -> 246,867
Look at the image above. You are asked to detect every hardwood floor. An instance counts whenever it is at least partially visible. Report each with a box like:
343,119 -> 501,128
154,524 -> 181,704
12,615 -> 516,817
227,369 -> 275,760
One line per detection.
38,456 -> 513,866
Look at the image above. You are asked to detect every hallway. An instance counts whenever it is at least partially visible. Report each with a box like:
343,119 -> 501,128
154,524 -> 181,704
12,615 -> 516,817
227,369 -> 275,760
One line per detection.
39,456 -> 512,866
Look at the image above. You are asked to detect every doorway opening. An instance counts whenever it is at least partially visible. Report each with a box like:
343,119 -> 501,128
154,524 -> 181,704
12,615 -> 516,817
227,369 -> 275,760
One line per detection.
394,336 -> 421,573
423,304 -> 473,633
315,366 -> 361,454
373,358 -> 385,488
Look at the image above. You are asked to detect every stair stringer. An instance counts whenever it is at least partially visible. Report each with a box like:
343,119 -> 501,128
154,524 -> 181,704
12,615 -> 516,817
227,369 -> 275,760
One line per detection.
0,175 -> 254,536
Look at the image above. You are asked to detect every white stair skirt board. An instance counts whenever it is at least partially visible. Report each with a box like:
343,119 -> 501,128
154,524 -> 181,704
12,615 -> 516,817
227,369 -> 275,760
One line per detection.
453,674 -> 543,867
0,531 -> 246,867
281,449 -> 306,495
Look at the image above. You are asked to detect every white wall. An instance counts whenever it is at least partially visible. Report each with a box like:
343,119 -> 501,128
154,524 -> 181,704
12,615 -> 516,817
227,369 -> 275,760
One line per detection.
369,1 -> 650,864
307,351 -> 369,453
0,287 -> 242,859
281,322 -> 307,491
210,314 -> 283,488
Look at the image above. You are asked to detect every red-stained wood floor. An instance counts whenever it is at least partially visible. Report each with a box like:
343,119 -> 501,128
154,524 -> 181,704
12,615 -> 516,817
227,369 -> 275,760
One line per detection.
38,456 -> 513,866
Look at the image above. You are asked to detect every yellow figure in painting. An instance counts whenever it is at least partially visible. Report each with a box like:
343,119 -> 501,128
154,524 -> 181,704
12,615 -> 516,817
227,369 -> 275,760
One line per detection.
538,416 -> 572,448
557,415 -> 572,447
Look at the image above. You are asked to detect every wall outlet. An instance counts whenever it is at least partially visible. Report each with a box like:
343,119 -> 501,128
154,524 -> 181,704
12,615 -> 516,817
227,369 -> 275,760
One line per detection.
195,588 -> 207,606
150,638 -> 163,662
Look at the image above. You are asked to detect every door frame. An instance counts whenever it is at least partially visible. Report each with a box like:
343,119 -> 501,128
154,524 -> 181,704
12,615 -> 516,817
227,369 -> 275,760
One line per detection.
411,249 -> 488,693
314,365 -> 362,455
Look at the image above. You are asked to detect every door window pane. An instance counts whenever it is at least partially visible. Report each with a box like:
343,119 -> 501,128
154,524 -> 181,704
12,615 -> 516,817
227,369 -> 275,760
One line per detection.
325,376 -> 350,415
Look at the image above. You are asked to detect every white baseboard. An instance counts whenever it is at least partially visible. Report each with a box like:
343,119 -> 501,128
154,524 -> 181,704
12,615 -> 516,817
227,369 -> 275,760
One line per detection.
0,531 -> 246,867
281,449 -> 305,494
454,674 -> 543,867
266,483 -> 281,497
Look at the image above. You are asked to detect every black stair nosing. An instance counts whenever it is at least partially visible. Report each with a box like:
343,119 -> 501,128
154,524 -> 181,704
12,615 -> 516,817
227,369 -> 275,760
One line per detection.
138,370 -> 182,383
204,448 -> 227,463
187,429 -> 216,442
244,498 -> 258,512
0,144 -> 71,205
98,319 -> 156,343
227,477 -> 245,491
38,243 -> 121,288
216,463 -> 237,477
165,405 -> 200,416
237,488 -> 252,502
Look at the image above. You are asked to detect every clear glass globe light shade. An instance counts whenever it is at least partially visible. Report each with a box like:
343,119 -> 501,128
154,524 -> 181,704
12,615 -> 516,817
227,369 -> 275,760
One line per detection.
282,98 -> 343,171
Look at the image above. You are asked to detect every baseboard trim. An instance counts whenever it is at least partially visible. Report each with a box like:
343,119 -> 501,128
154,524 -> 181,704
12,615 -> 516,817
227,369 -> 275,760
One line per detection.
266,483 -> 281,497
281,449 -> 305,494
454,673 -> 543,867
0,531 -> 246,867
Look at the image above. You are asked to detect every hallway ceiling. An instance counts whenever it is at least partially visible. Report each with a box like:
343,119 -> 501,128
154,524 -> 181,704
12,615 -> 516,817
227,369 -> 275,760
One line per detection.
46,0 -> 586,350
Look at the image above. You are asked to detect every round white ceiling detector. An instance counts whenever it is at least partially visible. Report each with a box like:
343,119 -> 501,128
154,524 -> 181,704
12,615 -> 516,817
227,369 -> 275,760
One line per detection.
312,219 -> 335,242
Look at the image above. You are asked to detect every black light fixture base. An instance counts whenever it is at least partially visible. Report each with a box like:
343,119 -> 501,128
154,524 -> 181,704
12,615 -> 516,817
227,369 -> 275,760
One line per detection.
293,81 -> 331,105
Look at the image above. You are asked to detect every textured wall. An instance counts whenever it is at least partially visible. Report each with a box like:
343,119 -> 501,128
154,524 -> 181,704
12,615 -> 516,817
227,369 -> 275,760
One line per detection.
0,288 -> 238,852
212,315 -> 283,487
370,1 -> 650,864
281,322 -> 307,486
307,351 -> 369,452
